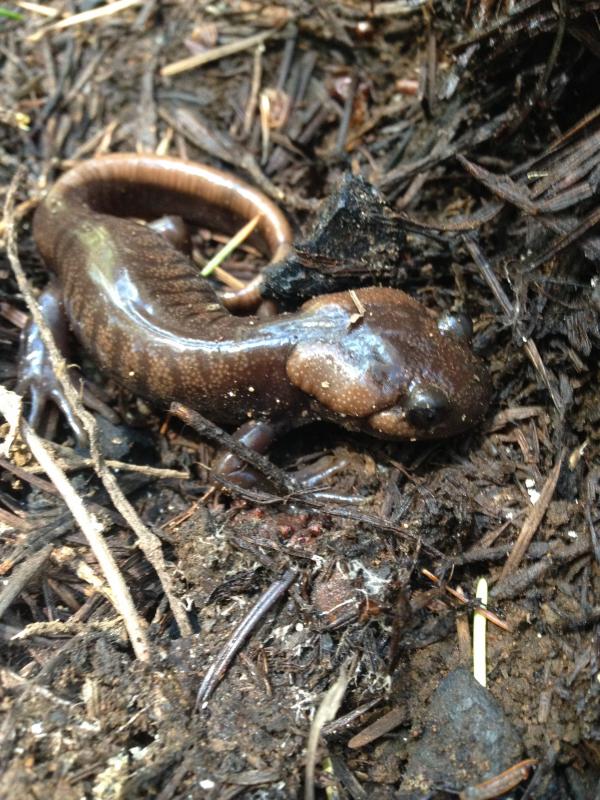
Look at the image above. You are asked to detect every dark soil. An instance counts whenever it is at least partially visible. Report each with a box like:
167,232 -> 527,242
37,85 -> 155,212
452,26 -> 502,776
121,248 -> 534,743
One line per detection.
0,2 -> 599,799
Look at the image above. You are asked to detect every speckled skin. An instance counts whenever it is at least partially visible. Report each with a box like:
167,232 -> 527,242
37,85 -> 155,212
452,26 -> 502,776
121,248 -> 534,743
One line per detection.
31,153 -> 491,440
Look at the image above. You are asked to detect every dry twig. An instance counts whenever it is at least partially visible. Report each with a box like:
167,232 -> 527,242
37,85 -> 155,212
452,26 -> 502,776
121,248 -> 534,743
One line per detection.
161,28 -> 279,78
500,451 -> 564,580
2,169 -> 192,646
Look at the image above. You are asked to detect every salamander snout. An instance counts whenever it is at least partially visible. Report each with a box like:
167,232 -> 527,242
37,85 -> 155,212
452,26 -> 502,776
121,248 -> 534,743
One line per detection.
367,303 -> 491,439
368,362 -> 491,440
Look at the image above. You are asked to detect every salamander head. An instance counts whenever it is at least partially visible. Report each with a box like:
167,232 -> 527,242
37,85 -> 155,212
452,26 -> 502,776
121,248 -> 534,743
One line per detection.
286,287 -> 491,440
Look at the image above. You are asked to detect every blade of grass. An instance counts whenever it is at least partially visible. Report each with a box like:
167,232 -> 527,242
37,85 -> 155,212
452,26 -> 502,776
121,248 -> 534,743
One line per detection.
0,7 -> 24,19
200,214 -> 261,278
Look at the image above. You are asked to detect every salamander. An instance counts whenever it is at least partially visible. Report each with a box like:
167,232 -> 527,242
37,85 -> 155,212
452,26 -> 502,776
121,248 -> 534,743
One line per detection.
22,153 -> 491,453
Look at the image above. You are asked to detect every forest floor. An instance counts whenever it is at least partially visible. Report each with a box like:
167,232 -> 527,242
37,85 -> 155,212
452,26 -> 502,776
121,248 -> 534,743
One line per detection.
0,1 -> 599,798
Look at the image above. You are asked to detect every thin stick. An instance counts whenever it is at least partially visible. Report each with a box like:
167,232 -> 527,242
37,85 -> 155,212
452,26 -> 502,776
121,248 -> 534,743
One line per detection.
15,1 -> 60,17
336,70 -> 358,153
21,416 -> 150,661
3,169 -> 193,643
0,197 -> 39,241
28,0 -> 143,41
243,44 -> 264,136
500,450 -> 564,578
462,234 -> 562,411
421,568 -> 510,631
196,568 -> 297,707
347,706 -> 406,749
210,265 -> 245,291
0,542 -> 54,621
161,29 -> 276,78
371,0 -> 427,16
26,450 -> 189,479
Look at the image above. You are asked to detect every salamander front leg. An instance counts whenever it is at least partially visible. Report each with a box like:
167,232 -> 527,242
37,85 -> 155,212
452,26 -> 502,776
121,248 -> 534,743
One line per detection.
212,420 -> 282,488
213,422 -> 357,497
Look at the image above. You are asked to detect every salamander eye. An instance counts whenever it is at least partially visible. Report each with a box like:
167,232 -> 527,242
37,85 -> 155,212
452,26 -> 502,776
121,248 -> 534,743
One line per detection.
437,311 -> 473,342
406,384 -> 450,428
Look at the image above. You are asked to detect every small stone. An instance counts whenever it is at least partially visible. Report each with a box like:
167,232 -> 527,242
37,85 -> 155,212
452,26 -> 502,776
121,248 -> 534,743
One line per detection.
399,667 -> 523,797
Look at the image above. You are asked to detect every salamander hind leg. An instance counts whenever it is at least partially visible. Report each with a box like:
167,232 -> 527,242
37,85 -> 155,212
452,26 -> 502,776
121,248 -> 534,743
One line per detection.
17,281 -> 117,446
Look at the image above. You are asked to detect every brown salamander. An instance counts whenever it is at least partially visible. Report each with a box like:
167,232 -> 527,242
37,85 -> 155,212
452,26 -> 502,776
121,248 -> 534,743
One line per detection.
24,153 -> 491,451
